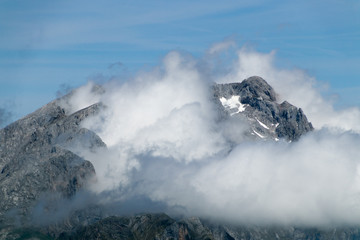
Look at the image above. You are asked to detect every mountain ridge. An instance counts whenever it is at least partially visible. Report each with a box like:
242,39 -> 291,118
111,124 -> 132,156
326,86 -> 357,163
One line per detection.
0,76 -> 326,239
213,76 -> 313,141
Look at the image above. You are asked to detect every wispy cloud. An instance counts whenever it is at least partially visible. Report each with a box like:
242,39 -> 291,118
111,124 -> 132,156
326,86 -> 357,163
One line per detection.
0,0 -> 259,50
1,0 -> 359,120
207,38 -> 236,55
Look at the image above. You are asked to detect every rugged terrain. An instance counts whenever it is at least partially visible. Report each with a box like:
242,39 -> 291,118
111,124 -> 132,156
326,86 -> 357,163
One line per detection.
0,93 -> 106,236
213,76 -> 313,142
2,76 -> 351,240
3,213 -> 360,240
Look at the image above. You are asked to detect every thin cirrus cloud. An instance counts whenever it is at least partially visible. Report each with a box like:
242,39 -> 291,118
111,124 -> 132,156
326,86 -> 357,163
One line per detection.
3,0 -> 357,50
0,0 -> 258,49
0,0 -> 359,121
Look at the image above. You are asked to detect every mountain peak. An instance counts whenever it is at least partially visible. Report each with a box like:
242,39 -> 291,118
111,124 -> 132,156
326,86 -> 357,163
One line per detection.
0,76 -> 315,237
213,76 -> 276,102
240,76 -> 277,102
213,76 -> 313,141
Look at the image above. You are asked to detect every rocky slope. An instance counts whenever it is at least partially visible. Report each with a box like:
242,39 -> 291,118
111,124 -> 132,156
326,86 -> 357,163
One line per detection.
0,95 -> 105,228
213,76 -> 313,142
62,214 -> 360,240
4,213 -> 360,240
0,76 -> 323,239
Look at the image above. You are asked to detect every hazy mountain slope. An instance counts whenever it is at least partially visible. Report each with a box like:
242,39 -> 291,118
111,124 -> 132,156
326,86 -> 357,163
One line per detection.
60,213 -> 360,240
0,97 -> 105,226
0,76 -> 321,239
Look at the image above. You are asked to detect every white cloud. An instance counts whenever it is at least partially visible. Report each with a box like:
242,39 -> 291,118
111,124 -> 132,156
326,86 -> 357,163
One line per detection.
65,43 -> 360,226
218,46 -> 360,132
59,81 -> 102,115
207,39 -> 236,55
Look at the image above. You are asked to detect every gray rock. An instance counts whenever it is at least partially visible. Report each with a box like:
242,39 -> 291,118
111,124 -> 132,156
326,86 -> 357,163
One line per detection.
213,76 -> 313,141
59,213 -> 360,240
0,97 -> 105,226
0,77 -> 344,240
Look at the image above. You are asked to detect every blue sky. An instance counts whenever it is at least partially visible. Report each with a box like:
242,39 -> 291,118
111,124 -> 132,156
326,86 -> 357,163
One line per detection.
0,0 -> 359,124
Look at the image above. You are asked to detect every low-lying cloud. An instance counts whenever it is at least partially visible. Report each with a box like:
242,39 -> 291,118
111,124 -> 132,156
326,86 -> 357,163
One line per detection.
63,43 -> 360,226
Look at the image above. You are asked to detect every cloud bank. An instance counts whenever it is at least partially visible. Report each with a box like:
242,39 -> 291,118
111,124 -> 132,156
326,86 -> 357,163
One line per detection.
64,43 -> 360,226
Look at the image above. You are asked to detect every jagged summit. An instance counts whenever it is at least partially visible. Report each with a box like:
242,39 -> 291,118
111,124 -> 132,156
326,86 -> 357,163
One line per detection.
213,76 -> 313,141
214,76 -> 277,102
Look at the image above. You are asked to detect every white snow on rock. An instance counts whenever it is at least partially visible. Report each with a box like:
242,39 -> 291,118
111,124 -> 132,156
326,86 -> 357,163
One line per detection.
272,123 -> 279,128
255,117 -> 270,130
219,95 -> 247,116
253,130 -> 266,139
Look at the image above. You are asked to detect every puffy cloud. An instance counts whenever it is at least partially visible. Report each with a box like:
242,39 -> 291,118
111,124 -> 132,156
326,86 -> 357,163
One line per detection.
65,42 -> 360,226
218,47 -> 360,132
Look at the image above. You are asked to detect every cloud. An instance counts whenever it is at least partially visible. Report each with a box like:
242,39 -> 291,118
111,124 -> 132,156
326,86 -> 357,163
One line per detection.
0,0 -> 258,50
59,81 -> 103,115
62,42 -> 360,226
136,130 -> 360,226
207,39 -> 236,55
218,46 -> 360,133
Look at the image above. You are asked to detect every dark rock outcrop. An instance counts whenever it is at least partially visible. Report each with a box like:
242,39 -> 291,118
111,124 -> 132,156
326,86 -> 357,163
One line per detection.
213,76 -> 313,141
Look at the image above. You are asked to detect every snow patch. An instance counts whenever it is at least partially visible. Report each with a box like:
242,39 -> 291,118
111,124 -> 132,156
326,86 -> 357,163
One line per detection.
253,130 -> 266,139
219,95 -> 247,115
255,117 -> 270,130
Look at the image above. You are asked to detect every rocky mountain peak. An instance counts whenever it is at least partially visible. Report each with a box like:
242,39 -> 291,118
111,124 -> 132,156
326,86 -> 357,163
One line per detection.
239,75 -> 277,102
0,76 -> 318,238
213,76 -> 313,141
213,76 -> 276,102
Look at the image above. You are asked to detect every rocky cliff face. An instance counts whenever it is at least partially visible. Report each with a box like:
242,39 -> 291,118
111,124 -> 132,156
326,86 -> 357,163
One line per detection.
0,77 -> 325,240
0,97 -> 105,227
213,76 -> 313,141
